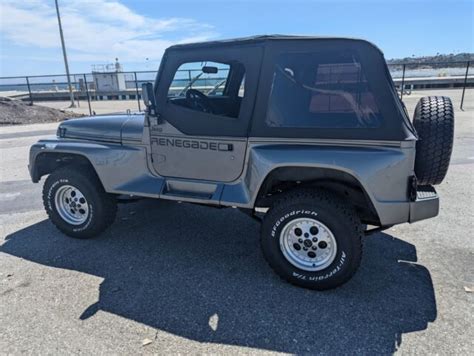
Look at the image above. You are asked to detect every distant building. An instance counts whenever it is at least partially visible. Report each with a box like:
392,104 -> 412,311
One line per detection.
92,58 -> 126,92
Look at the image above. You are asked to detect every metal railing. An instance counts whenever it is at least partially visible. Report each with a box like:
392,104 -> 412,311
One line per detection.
387,61 -> 472,109
0,61 -> 472,115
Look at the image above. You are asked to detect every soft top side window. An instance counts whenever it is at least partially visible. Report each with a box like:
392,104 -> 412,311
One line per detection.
167,60 -> 245,119
266,51 -> 383,129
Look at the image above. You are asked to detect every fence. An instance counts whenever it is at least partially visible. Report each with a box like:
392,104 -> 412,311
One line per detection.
0,61 -> 472,116
387,61 -> 472,107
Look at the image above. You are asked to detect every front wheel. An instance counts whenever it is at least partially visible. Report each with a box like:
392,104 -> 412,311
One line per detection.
260,189 -> 363,290
43,166 -> 117,239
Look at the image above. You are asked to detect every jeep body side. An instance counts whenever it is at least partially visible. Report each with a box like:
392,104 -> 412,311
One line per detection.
29,36 -> 452,289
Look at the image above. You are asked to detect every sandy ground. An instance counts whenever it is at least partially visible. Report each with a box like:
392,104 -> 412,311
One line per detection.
0,89 -> 473,354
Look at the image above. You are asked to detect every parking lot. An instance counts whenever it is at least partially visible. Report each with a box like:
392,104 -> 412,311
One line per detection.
0,89 -> 473,354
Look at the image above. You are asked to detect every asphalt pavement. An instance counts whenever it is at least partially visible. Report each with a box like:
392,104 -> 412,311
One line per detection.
0,89 -> 473,354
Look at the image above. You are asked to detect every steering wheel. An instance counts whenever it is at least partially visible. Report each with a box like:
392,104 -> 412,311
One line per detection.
185,89 -> 215,114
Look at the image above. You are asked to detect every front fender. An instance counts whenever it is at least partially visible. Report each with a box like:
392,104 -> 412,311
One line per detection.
29,138 -> 150,193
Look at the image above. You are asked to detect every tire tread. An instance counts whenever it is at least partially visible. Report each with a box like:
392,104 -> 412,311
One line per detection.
413,96 -> 454,185
261,188 -> 363,290
42,165 -> 117,238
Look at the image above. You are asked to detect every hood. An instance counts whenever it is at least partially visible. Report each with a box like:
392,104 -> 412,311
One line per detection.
58,114 -> 145,143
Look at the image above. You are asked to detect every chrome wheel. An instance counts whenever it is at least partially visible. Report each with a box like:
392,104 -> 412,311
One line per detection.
54,185 -> 89,225
279,217 -> 337,271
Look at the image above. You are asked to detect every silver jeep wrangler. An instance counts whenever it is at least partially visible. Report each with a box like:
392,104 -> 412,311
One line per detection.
29,36 -> 454,290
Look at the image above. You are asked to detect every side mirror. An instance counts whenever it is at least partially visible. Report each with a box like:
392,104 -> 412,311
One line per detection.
141,82 -> 156,115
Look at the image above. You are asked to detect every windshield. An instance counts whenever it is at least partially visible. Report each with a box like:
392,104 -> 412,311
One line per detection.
168,61 -> 230,97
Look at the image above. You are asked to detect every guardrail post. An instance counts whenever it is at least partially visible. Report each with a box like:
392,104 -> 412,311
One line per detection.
73,75 -> 80,107
83,74 -> 92,115
400,64 -> 406,100
25,76 -> 33,105
460,61 -> 470,110
134,72 -> 141,111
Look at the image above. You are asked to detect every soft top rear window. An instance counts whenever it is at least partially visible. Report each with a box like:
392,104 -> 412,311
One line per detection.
266,51 -> 383,129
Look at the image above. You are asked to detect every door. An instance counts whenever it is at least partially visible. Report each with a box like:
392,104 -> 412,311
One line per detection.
150,45 -> 262,182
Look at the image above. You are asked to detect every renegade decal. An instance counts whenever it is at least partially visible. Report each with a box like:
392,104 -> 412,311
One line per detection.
152,137 -> 233,152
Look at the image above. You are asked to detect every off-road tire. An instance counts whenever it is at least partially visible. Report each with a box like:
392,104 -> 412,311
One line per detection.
413,96 -> 454,185
260,189 -> 363,290
43,166 -> 117,239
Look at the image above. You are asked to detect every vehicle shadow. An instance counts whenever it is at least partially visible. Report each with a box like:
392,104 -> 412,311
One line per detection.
1,199 -> 436,354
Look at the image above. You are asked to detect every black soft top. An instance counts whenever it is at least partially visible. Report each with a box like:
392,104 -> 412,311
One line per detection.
160,35 -> 416,141
167,35 -> 384,55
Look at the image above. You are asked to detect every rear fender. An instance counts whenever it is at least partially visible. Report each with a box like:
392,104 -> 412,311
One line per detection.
221,141 -> 416,226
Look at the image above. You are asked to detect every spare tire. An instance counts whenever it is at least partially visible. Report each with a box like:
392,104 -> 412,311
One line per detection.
413,96 -> 454,185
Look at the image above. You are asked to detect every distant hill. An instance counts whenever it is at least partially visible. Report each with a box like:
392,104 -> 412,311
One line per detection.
387,53 -> 473,68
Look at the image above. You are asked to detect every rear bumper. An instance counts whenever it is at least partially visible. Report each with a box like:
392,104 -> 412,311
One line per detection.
409,185 -> 439,223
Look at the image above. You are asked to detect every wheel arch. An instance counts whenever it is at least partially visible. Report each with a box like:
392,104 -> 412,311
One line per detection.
254,166 -> 381,225
32,151 -> 99,183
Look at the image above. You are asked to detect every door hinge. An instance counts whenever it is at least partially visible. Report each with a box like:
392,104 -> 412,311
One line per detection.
147,112 -> 161,127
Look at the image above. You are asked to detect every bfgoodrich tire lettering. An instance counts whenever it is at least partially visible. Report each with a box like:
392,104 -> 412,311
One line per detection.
43,166 -> 117,239
261,189 -> 363,290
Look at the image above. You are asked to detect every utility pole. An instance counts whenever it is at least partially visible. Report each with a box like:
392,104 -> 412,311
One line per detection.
55,0 -> 75,107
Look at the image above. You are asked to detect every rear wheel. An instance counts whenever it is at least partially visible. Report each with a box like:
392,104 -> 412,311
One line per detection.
43,166 -> 117,239
260,189 -> 363,290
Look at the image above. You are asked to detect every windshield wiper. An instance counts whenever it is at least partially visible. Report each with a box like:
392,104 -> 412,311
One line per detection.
207,79 -> 227,95
178,73 -> 203,97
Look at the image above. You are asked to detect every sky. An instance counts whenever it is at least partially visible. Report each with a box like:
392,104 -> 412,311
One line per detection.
0,0 -> 473,76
